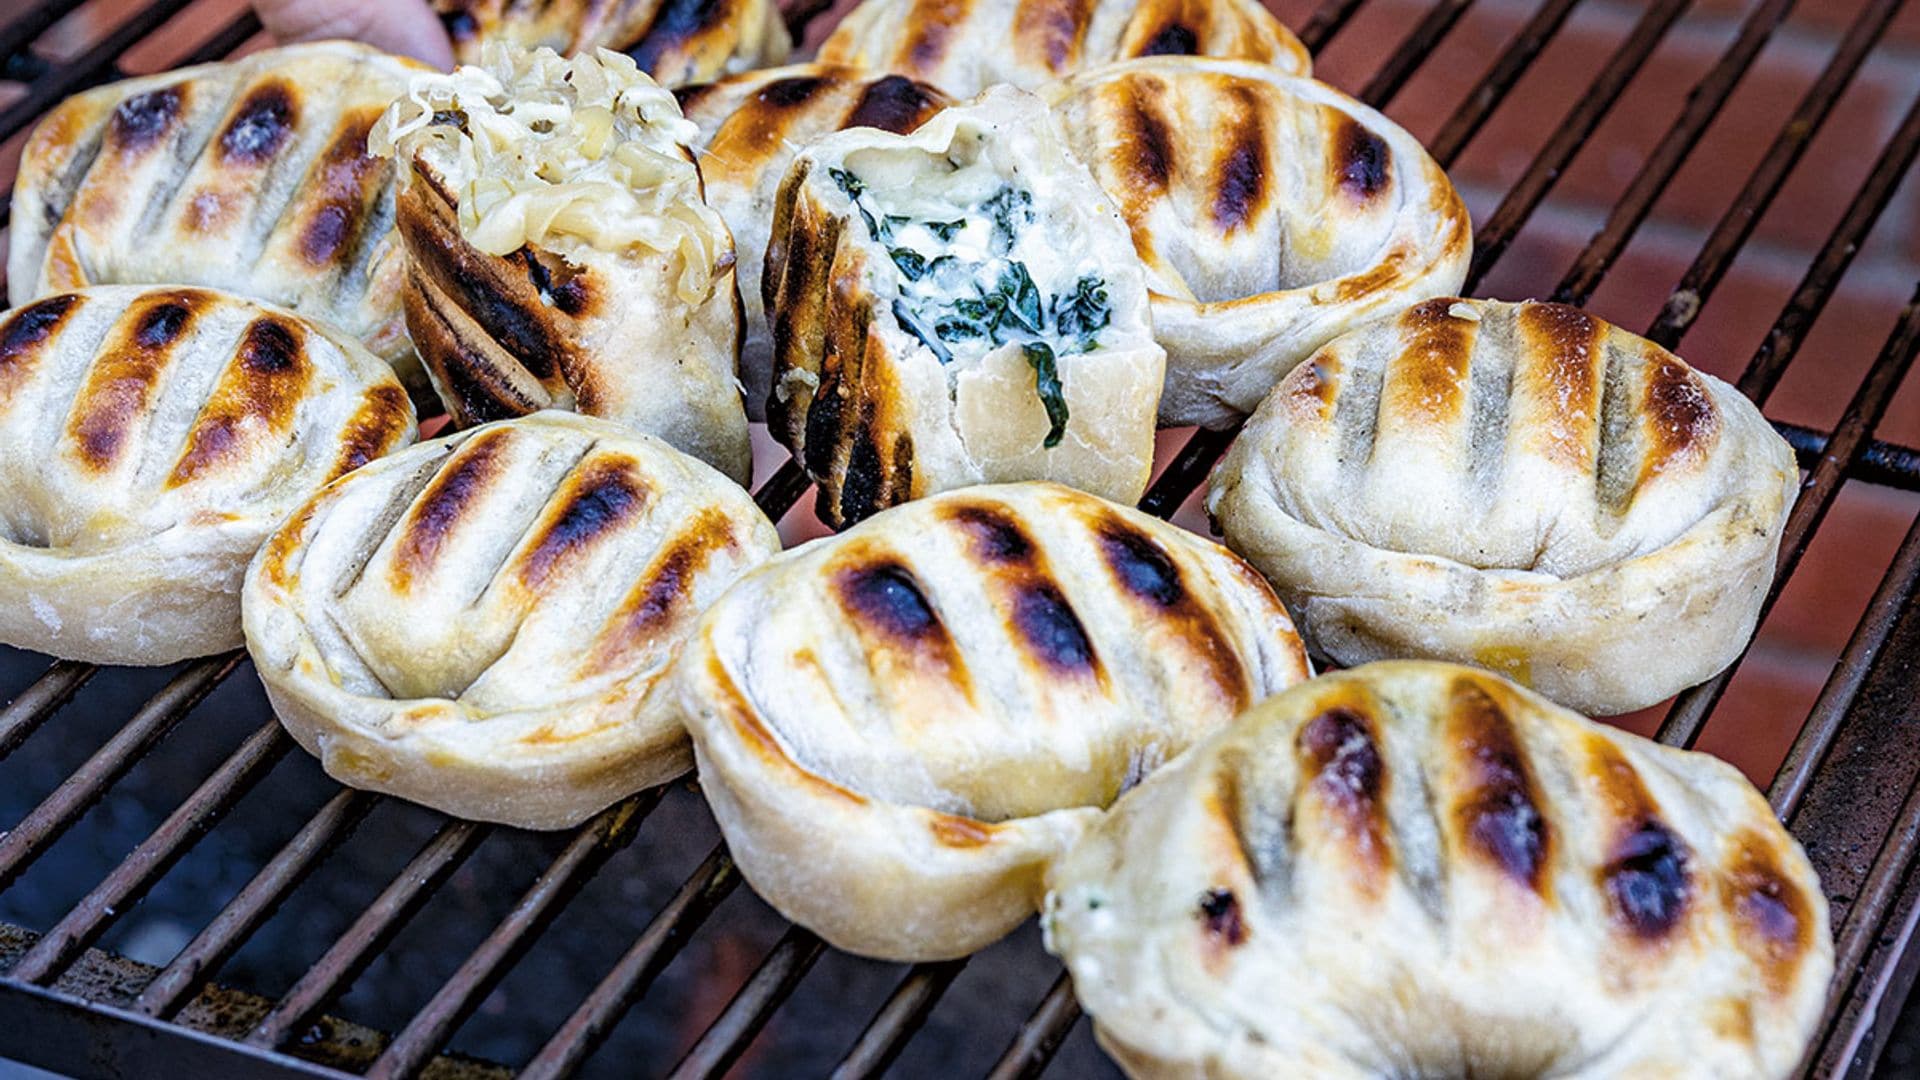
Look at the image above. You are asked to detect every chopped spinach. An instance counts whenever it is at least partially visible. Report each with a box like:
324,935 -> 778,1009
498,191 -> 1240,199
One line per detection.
999,264 -> 1043,335
981,187 -> 1034,253
828,167 -> 865,198
925,219 -> 967,241
892,299 -> 952,365
889,248 -> 930,281
1052,276 -> 1111,351
1022,342 -> 1069,448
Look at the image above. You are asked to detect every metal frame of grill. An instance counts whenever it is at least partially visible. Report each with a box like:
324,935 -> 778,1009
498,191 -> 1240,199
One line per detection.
1,0 -> 1919,1076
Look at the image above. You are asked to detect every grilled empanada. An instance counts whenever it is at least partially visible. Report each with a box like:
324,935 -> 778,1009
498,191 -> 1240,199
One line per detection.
1045,661 -> 1832,1079
9,42 -> 429,395
1041,58 -> 1472,427
0,287 -> 415,666
675,64 -> 953,420
764,87 -> 1165,527
373,46 -> 752,484
818,0 -> 1309,98
433,0 -> 790,85
1209,299 -> 1798,715
670,482 -> 1311,960
243,411 -> 781,831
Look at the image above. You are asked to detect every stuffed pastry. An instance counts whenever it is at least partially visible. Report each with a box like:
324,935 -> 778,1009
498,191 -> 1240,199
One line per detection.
373,45 -> 752,484
433,0 -> 790,85
763,87 -> 1165,527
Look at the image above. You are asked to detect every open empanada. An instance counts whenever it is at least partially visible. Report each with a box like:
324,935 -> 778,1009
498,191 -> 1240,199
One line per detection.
433,0 -> 790,85
764,87 -> 1164,527
1041,57 -> 1472,427
374,46 -> 751,484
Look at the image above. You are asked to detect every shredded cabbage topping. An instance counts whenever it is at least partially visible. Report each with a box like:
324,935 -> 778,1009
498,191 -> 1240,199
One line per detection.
370,44 -> 727,303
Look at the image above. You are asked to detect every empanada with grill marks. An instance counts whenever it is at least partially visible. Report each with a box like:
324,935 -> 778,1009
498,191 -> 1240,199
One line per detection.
0,287 -> 415,665
9,43 -> 430,396
242,410 -> 780,831
1040,58 -> 1472,427
433,0 -> 790,85
671,482 -> 1310,960
818,0 -> 1309,99
1043,661 -> 1832,1079
675,64 -> 953,421
1209,299 -> 1798,715
764,87 -> 1166,527
373,46 -> 752,484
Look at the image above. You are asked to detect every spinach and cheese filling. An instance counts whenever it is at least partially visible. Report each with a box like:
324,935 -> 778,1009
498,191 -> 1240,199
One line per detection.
828,163 -> 1115,448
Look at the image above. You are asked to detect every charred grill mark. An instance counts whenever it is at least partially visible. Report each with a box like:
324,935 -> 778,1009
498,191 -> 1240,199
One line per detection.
1394,298 -> 1473,421
1604,819 -> 1692,940
1123,92 -> 1176,194
520,458 -> 652,590
403,270 -> 546,424
757,75 -> 831,110
71,296 -> 197,469
1137,22 -> 1199,55
947,504 -> 1036,563
1285,352 -> 1340,420
1449,679 -> 1551,892
1096,517 -> 1248,705
1519,302 -> 1604,467
219,81 -> 296,164
167,316 -> 313,487
391,431 -> 509,588
706,651 -> 868,805
837,560 -> 944,643
110,88 -> 183,152
628,0 -> 726,74
1640,354 -> 1719,479
329,383 -> 412,480
1014,0 -> 1095,72
845,75 -> 949,134
1334,114 -> 1391,201
673,83 -> 717,114
1012,583 -> 1096,671
1297,706 -> 1389,883
585,513 -> 735,674
945,503 -> 1099,676
0,295 -> 80,398
440,7 -> 479,43
899,0 -> 967,71
1723,834 -> 1814,995
298,111 -> 385,268
516,248 -> 592,320
135,301 -> 192,348
1198,888 -> 1246,946
1211,91 -> 1267,233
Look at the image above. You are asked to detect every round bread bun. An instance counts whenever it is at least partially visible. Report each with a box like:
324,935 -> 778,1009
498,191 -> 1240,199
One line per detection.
1040,58 -> 1472,427
242,411 -> 781,831
1209,298 -> 1797,715
818,0 -> 1310,99
671,482 -> 1311,960
1044,661 -> 1833,1080
433,0 -> 791,85
374,46 -> 752,484
9,42 -> 432,396
764,86 -> 1166,527
0,286 -> 414,666
674,64 -> 954,421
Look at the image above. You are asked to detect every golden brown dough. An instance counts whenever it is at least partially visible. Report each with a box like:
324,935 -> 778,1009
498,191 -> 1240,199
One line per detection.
0,286 -> 415,665
432,0 -> 790,85
1045,661 -> 1833,1079
671,482 -> 1311,960
1209,299 -> 1798,715
243,411 -> 781,830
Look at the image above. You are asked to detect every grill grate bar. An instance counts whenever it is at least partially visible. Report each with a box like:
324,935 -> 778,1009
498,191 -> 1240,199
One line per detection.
5,720 -> 291,986
664,924 -> 826,1080
0,0 -> 199,145
1647,0 -> 1908,350
1297,0 -> 1367,53
0,660 -> 96,762
830,959 -> 969,1080
0,653 -> 238,895
1551,0 -> 1799,307
246,818 -> 490,1051
1427,0 -> 1583,168
367,791 -> 663,1080
751,457 -> 811,524
518,845 -> 741,1080
1358,0 -> 1476,109
1657,284 -> 1920,747
984,972 -> 1079,1080
1464,0 -> 1693,292
175,10 -> 263,68
0,0 -> 89,74
1812,766 -> 1920,1075
133,787 -> 378,1020
1780,423 -> 1920,492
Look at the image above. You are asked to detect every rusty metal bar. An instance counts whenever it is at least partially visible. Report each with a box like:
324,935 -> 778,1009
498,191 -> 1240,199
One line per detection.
0,0 -> 90,70
831,959 -> 969,1080
1298,0 -> 1368,52
0,0 -> 198,144
1358,0 -> 1477,108
1427,0 -> 1583,167
518,846 -> 741,1080
664,924 -> 826,1080
176,9 -> 263,67
0,660 -> 96,762
983,972 -> 1080,1080
134,787 -> 379,1020
1811,768 -> 1920,1075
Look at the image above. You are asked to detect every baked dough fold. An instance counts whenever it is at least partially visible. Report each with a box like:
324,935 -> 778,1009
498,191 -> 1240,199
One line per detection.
0,286 -> 415,665
1208,298 -> 1798,715
242,410 -> 781,830
1041,57 -> 1472,427
675,64 -> 953,421
818,0 -> 1309,98
764,87 -> 1165,527
373,45 -> 752,484
671,482 -> 1310,960
8,42 -> 429,395
432,0 -> 791,85
1043,661 -> 1832,1079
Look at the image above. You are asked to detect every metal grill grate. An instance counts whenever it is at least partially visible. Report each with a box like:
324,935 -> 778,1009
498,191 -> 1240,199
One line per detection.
3,0 -> 1920,1076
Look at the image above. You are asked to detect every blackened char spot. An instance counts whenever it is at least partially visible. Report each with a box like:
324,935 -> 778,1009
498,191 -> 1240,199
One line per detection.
833,423 -> 889,526
1604,819 -> 1691,939
395,434 -> 507,582
1138,23 -> 1199,55
838,562 -> 943,642
440,8 -> 479,41
1298,707 -> 1384,808
240,318 -> 302,373
1012,584 -> 1096,671
1212,124 -> 1266,232
1,296 -> 80,366
111,88 -> 182,150
1098,523 -> 1184,607
757,75 -> 830,109
522,461 -> 649,589
628,0 -> 723,73
1198,888 -> 1246,945
302,204 -> 354,267
135,302 -> 192,349
1453,684 -> 1551,890
1336,118 -> 1391,201
220,82 -> 295,163
517,248 -> 591,320
1126,99 -> 1174,192
846,75 -> 947,134
948,504 -> 1034,563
